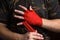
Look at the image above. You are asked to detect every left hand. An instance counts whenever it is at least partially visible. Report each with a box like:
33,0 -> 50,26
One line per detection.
14,5 -> 42,26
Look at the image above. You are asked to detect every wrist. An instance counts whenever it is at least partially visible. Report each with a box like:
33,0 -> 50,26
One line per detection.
37,18 -> 42,26
42,18 -> 49,28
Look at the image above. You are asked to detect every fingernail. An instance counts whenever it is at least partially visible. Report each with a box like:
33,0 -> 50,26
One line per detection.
15,10 -> 17,12
17,23 -> 20,25
17,23 -> 23,25
19,5 -> 21,6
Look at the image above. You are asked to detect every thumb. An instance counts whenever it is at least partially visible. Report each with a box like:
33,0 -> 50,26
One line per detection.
29,6 -> 33,10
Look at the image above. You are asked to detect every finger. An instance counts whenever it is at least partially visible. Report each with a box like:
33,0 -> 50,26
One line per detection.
32,36 -> 44,40
15,9 -> 24,15
30,32 -> 43,37
14,15 -> 24,19
17,22 -> 23,25
29,6 -> 33,10
29,34 -> 44,40
34,30 -> 43,37
33,32 -> 43,37
19,5 -> 28,11
29,32 -> 44,40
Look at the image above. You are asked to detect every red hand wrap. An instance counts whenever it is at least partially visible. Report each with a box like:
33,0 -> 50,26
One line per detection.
24,10 -> 42,26
23,21 -> 35,32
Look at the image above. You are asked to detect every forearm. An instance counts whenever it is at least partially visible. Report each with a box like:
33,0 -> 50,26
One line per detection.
0,23 -> 44,40
41,19 -> 60,32
0,23 -> 23,40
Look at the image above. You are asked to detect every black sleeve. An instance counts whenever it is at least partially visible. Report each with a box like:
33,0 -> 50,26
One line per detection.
0,0 -> 8,23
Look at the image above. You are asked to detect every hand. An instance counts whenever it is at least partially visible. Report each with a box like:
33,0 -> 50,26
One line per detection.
23,31 -> 44,40
14,5 -> 42,26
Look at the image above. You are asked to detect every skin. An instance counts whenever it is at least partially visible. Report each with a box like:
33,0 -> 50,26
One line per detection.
14,5 -> 60,32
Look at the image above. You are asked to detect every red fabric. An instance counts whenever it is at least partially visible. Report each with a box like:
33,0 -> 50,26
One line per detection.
23,21 -> 35,32
24,10 -> 42,26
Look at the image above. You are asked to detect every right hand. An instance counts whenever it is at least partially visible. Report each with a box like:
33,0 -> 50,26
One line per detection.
14,5 -> 42,26
22,31 -> 44,40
